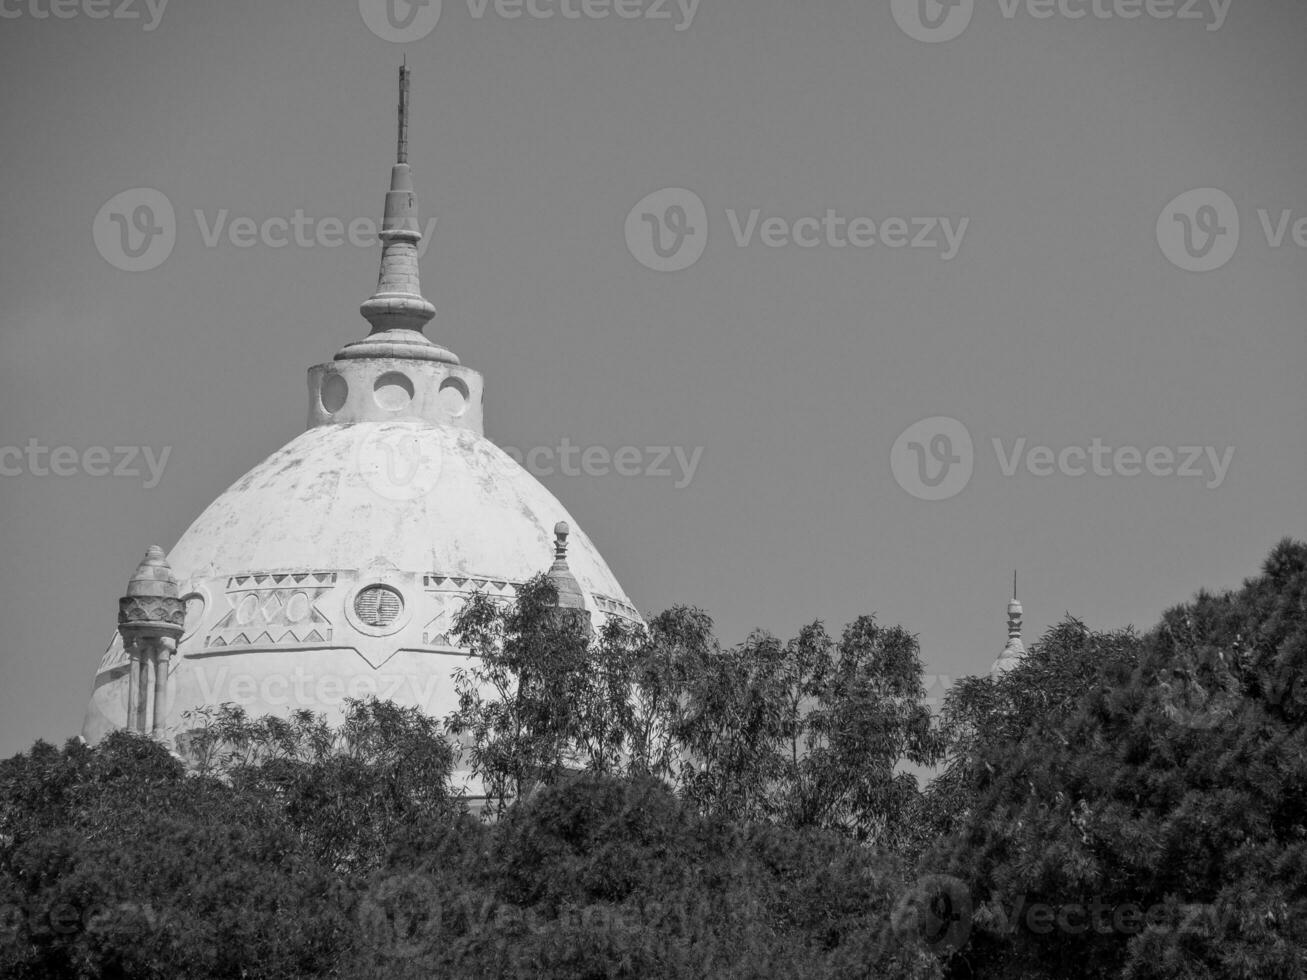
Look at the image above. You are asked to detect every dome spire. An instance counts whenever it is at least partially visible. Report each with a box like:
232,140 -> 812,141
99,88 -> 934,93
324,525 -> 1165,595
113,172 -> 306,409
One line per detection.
989,570 -> 1026,677
337,62 -> 457,364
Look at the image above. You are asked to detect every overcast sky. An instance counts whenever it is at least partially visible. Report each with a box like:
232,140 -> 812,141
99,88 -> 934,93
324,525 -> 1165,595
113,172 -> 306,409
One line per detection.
0,0 -> 1303,758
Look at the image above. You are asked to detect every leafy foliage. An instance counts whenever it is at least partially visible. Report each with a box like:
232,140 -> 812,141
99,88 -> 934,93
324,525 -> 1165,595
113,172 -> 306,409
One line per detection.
349,773 -> 941,980
4,540 -> 1304,977
924,539 -> 1307,979
449,579 -> 941,841
0,734 -> 938,979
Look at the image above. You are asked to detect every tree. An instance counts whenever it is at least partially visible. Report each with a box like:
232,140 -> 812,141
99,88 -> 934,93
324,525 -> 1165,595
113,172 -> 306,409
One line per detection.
345,773 -> 944,980
776,617 -> 943,847
0,732 -> 355,980
447,575 -> 642,815
447,584 -> 941,846
181,696 -> 460,874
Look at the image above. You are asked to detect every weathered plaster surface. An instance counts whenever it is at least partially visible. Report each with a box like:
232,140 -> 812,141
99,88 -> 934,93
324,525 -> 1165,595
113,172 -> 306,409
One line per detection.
82,421 -> 639,745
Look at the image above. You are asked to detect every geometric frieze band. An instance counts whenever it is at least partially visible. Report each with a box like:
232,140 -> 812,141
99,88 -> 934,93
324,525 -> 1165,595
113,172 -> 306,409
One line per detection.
207,572 -> 337,648
173,568 -> 641,654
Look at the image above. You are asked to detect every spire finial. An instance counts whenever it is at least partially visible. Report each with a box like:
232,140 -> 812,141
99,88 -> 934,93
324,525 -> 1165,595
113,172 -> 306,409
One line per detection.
338,64 -> 458,364
554,521 -> 569,562
397,60 -> 410,165
991,573 -> 1027,676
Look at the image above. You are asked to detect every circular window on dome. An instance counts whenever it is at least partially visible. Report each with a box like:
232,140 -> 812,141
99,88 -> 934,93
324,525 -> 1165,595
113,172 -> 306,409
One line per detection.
353,585 -> 404,628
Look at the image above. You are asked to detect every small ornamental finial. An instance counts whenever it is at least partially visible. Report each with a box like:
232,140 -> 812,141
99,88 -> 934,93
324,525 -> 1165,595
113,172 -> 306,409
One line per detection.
546,520 -> 586,613
119,546 -> 185,637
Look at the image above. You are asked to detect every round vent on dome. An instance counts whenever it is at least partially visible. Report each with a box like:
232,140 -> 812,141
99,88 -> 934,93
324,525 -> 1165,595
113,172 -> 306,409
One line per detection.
354,585 -> 403,628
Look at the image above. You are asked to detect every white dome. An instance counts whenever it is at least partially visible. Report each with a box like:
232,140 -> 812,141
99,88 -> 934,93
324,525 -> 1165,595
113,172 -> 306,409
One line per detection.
82,420 -> 640,744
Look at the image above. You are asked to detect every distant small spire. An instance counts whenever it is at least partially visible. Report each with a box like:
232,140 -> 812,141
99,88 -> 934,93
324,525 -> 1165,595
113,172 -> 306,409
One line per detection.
990,571 -> 1026,677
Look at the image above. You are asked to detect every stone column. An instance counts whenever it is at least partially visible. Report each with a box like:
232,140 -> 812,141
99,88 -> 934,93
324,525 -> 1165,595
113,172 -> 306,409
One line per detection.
151,638 -> 174,736
135,643 -> 151,731
127,640 -> 142,732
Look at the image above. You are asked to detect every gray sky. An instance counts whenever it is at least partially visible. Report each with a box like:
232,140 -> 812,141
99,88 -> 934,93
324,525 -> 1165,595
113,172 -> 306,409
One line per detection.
1,0 -> 1303,758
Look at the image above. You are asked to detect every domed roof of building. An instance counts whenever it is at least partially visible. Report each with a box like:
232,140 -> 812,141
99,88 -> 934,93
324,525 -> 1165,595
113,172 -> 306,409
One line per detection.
165,424 -> 629,599
82,66 -> 639,751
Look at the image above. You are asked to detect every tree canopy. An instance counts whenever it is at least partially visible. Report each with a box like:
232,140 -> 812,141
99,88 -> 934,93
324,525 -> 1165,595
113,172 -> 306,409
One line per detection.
2,539 -> 1303,978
